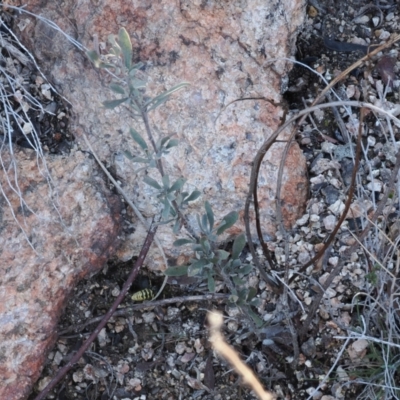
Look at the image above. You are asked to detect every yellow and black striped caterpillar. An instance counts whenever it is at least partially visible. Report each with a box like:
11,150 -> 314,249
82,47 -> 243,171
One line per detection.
131,288 -> 154,302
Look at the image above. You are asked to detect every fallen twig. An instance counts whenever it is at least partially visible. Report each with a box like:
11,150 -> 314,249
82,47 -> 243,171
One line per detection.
208,311 -> 276,400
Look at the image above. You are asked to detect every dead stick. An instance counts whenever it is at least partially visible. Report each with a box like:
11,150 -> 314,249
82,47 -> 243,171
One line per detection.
208,311 -> 276,400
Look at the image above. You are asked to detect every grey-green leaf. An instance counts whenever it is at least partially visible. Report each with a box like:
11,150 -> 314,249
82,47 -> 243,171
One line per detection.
130,156 -> 150,164
188,259 -> 208,276
108,34 -> 122,57
247,287 -> 257,302
143,176 -> 162,190
201,214 -> 211,234
216,249 -> 230,261
169,177 -> 186,193
129,127 -> 148,151
204,201 -> 214,232
145,82 -> 190,110
165,139 -> 179,149
232,233 -> 246,260
172,219 -> 181,234
184,190 -> 201,203
164,265 -> 189,276
86,50 -> 101,68
129,62 -> 144,74
110,83 -> 126,95
231,259 -> 241,269
173,238 -> 194,246
118,27 -> 133,70
208,273 -> 215,293
103,98 -> 129,109
124,150 -> 133,160
98,61 -> 116,69
238,264 -> 253,276
161,199 -> 171,220
248,308 -> 264,328
232,276 -> 245,285
162,175 -> 170,189
229,294 -> 239,303
197,214 -> 204,233
216,211 -> 238,235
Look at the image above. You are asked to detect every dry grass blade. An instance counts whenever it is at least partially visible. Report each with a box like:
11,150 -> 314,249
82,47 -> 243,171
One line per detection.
208,311 -> 276,400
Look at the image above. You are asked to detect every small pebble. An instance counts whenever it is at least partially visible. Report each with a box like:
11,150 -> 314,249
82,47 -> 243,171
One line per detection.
367,136 -> 376,147
323,215 -> 337,231
367,179 -> 383,192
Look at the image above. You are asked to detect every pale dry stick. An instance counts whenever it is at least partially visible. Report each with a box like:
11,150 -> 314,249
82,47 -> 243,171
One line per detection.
281,237 -> 300,367
379,218 -> 400,267
0,71 -> 74,239
326,91 -> 350,143
271,272 -> 305,313
351,291 -> 393,318
1,3 -> 124,85
334,327 -> 400,351
0,82 -> 39,218
387,255 -> 400,372
81,131 -> 169,301
389,249 -> 400,302
301,97 -> 338,144
0,10 -> 75,105
314,33 -> 400,106
208,311 -> 276,400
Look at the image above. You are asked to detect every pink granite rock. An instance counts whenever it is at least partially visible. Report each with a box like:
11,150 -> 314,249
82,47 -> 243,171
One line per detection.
0,0 -> 307,397
0,150 -> 122,399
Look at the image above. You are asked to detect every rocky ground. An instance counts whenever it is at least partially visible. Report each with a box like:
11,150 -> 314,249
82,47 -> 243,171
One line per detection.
1,0 -> 400,399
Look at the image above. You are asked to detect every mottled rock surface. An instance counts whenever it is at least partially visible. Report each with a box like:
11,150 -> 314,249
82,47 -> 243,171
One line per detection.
0,0 -> 307,398
0,150 -> 122,399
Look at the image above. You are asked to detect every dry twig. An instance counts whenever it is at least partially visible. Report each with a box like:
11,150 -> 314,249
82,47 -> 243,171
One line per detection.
208,311 -> 276,400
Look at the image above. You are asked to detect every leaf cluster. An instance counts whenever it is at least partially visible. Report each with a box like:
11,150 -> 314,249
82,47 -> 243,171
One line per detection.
165,202 -> 260,319
87,28 -> 188,115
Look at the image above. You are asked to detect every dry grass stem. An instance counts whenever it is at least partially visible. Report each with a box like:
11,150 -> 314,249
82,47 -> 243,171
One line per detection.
208,311 -> 276,400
